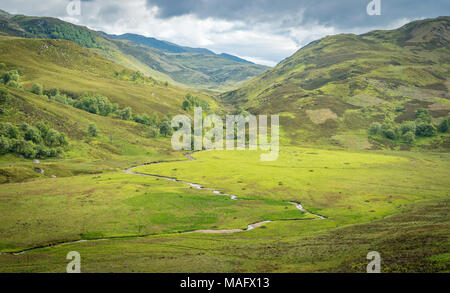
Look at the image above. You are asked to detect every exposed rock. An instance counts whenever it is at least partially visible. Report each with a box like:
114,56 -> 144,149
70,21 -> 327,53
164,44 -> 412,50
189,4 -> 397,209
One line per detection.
34,167 -> 44,174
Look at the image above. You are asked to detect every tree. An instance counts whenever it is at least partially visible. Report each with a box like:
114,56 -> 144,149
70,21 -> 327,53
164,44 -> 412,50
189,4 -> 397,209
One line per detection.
36,123 -> 50,137
49,88 -> 60,97
369,122 -> 381,135
44,129 -> 61,147
415,108 -> 431,122
438,117 -> 449,133
24,127 -> 42,144
402,132 -> 415,144
2,70 -> 20,84
159,120 -> 173,137
0,122 -> 19,139
0,136 -> 10,154
120,107 -> 133,120
147,125 -> 159,138
400,121 -> 416,135
31,83 -> 43,95
0,88 -> 10,103
88,123 -> 99,137
133,114 -> 151,125
415,122 -> 437,137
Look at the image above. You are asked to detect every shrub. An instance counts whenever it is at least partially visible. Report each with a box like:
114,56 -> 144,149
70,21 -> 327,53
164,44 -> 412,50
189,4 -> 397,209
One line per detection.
44,129 -> 61,147
24,127 -> 42,144
0,136 -> 10,154
119,107 -> 133,120
88,123 -> 98,137
400,121 -> 416,134
36,123 -> 50,137
31,83 -> 43,95
147,125 -> 159,138
2,70 -> 20,84
438,117 -> 449,133
159,121 -> 173,137
402,132 -> 415,144
0,122 -> 19,139
415,122 -> 437,137
0,88 -> 10,103
415,108 -> 431,122
383,127 -> 396,140
369,122 -> 381,135
133,114 -> 151,125
6,80 -> 20,88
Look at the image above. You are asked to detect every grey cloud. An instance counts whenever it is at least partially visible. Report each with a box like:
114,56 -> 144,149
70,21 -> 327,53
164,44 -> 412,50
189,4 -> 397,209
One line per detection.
147,0 -> 450,29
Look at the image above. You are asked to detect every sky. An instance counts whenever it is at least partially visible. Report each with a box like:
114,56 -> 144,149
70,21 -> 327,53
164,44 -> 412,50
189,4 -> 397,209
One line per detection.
0,0 -> 449,66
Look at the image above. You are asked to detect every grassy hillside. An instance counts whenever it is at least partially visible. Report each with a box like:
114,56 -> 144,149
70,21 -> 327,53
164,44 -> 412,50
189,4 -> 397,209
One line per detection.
0,10 -> 267,89
221,17 -> 450,150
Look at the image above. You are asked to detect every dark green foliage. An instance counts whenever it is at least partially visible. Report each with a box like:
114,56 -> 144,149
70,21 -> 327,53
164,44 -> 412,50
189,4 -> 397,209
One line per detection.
119,107 -> 133,121
402,131 -> 415,144
0,122 -> 19,138
1,70 -> 19,84
181,93 -> 210,111
31,83 -> 43,95
159,120 -> 173,137
400,121 -> 416,134
0,88 -> 10,103
24,126 -> 42,144
88,123 -> 99,137
0,122 -> 67,158
0,136 -> 10,154
74,93 -> 118,116
438,117 -> 449,133
415,122 -> 437,137
415,108 -> 432,123
133,114 -> 150,125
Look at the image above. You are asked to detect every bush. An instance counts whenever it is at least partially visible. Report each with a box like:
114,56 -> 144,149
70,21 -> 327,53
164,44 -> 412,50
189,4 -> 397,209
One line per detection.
6,80 -> 20,88
415,122 -> 437,137
88,123 -> 98,137
119,107 -> 133,120
400,121 -> 416,135
133,114 -> 151,125
24,127 -> 42,144
402,132 -> 415,144
0,88 -> 10,103
36,123 -> 50,137
383,127 -> 396,140
415,108 -> 431,122
369,122 -> 381,135
31,83 -> 43,95
0,136 -> 10,154
0,122 -> 19,139
438,117 -> 449,133
147,125 -> 159,138
2,70 -> 20,84
159,121 -> 173,137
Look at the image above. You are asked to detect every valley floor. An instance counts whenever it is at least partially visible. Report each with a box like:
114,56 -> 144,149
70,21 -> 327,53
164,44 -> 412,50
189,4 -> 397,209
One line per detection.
0,146 -> 449,272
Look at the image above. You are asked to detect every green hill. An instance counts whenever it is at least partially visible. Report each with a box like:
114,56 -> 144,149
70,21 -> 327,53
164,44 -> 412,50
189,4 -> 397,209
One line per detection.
221,16 -> 450,150
0,10 -> 267,90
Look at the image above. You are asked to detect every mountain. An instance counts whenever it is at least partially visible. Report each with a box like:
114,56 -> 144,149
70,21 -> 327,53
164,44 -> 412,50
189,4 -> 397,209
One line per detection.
0,10 -> 267,89
107,33 -> 215,55
221,16 -> 450,150
108,33 -> 254,64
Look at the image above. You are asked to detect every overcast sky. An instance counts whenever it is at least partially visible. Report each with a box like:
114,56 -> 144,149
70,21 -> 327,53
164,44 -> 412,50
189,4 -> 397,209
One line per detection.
0,0 -> 449,66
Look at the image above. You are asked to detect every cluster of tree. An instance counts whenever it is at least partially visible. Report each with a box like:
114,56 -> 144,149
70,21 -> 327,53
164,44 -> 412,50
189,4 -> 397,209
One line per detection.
30,84 -> 177,139
1,69 -> 22,89
369,109 -> 449,144
0,122 -> 68,159
181,94 -> 210,111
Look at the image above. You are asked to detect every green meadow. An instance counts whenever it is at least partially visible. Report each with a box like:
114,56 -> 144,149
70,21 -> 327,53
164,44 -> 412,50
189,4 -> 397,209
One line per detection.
0,14 -> 449,273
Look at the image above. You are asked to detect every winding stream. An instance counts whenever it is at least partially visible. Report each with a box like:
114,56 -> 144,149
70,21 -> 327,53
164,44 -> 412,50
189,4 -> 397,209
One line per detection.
3,152 -> 325,255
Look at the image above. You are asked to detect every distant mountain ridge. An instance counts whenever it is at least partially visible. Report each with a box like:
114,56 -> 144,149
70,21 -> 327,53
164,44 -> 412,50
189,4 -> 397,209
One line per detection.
107,33 -> 254,64
0,9 -> 266,89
